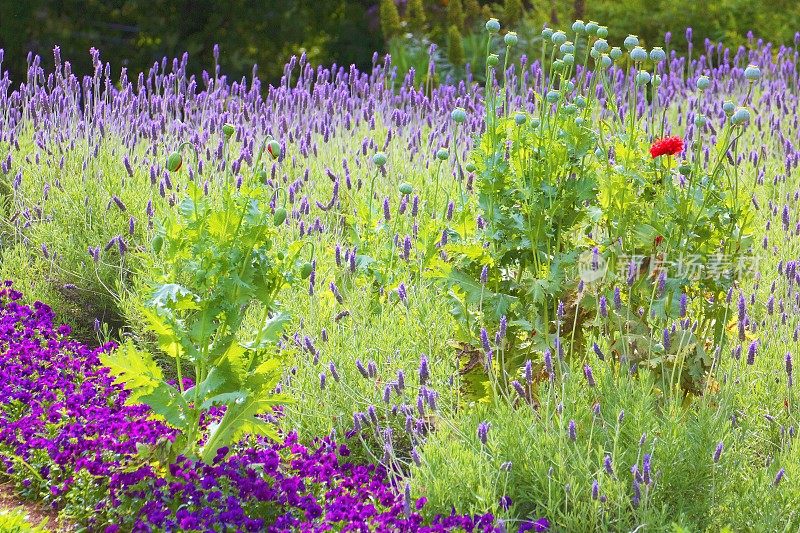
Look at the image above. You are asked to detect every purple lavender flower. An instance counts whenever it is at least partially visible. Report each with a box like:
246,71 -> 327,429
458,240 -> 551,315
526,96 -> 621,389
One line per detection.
584,364 -> 596,387
773,468 -> 785,486
713,442 -> 723,463
418,354 -> 429,385
477,421 -> 490,445
604,455 -> 614,475
747,340 -> 757,365
593,342 -> 605,361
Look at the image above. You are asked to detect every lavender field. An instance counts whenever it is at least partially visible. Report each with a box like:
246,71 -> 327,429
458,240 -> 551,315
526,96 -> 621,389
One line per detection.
1,18 -> 800,532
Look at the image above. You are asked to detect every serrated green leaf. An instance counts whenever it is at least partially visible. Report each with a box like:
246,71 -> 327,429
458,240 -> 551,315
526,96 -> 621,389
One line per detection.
242,312 -> 290,350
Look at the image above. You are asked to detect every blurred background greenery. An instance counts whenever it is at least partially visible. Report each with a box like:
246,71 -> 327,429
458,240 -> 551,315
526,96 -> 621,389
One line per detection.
0,0 -> 798,85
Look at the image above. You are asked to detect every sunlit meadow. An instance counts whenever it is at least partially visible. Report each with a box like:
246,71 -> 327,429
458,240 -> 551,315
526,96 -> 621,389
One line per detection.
1,17 -> 800,532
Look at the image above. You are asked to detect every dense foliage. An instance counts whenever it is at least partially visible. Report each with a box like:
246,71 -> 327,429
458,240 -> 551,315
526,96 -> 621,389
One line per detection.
1,7 -> 800,532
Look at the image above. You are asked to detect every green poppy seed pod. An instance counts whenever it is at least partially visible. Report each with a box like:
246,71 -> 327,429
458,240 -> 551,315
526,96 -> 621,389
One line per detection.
451,107 -> 467,123
399,182 -> 413,195
585,21 -> 600,35
624,35 -> 639,51
373,152 -> 388,166
222,123 -> 235,137
600,54 -> 612,69
731,107 -> 751,125
166,152 -> 182,173
722,101 -> 735,116
300,262 -> 313,279
560,42 -> 574,55
552,59 -> 565,71
696,76 -> 710,90
630,46 -> 647,62
650,47 -> 666,62
514,112 -> 526,125
694,115 -> 707,127
571,20 -> 586,34
564,103 -> 577,114
531,118 -> 541,128
652,74 -> 662,87
267,140 -> 281,160
575,96 -> 586,108
593,39 -> 609,53
564,81 -> 575,92
610,47 -> 623,61
546,90 -> 560,103
596,26 -> 608,38
273,207 -> 287,226
563,53 -> 575,65
485,18 -> 500,34
151,234 -> 163,254
276,251 -> 285,261
590,49 -> 600,60
541,27 -> 553,39
436,148 -> 450,161
594,147 -> 604,158
504,32 -> 518,47
574,117 -> 584,126
678,163 -> 692,176
487,54 -> 500,67
552,31 -> 567,45
744,64 -> 761,82
635,71 -> 651,86
465,162 -> 476,173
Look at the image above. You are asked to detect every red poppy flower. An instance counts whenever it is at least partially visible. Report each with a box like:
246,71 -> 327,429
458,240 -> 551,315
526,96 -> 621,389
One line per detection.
649,136 -> 684,158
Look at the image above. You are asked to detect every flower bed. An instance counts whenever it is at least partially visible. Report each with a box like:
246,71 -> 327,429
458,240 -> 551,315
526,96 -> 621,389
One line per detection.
0,282 -> 547,532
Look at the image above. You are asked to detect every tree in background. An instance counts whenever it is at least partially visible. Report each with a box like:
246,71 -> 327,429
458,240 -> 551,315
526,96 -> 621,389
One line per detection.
464,0 -> 483,26
1,0 -> 800,89
504,0 -> 525,26
447,24 -> 466,66
0,0 -> 383,86
407,0 -> 428,32
380,0 -> 402,39
448,0 -> 465,30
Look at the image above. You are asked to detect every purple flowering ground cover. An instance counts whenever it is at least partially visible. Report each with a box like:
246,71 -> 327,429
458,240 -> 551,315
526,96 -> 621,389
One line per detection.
0,282 -> 548,532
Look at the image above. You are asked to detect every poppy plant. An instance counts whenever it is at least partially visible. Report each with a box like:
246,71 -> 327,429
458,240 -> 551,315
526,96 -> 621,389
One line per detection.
649,136 -> 684,158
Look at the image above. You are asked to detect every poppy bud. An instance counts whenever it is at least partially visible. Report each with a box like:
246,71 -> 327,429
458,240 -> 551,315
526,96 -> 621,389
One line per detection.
399,182 -> 413,195
744,64 -> 761,82
487,54 -> 500,67
624,34 -> 639,50
722,101 -> 735,116
273,207 -> 287,226
267,140 -> 281,160
151,234 -> 163,254
465,162 -> 476,173
166,152 -> 182,172
450,107 -> 467,123
485,18 -> 500,34
300,262 -> 313,279
373,152 -> 388,166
